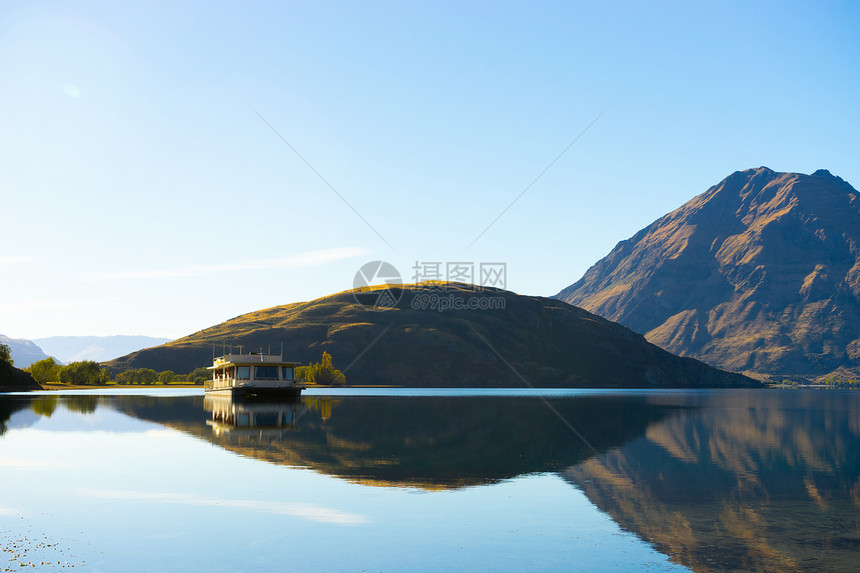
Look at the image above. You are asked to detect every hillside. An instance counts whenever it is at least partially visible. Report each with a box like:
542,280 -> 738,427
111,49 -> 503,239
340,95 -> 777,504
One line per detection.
0,363 -> 39,391
33,335 -> 171,363
105,283 -> 757,388
0,334 -> 51,368
556,167 -> 860,382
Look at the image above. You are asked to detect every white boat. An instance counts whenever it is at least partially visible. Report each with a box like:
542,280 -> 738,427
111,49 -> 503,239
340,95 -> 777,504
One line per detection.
204,351 -> 305,397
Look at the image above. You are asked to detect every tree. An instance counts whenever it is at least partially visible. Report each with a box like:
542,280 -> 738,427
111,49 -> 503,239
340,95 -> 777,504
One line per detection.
297,351 -> 346,386
295,365 -> 311,383
28,357 -> 61,384
58,361 -> 102,385
115,368 -> 158,385
0,343 -> 12,366
158,370 -> 175,385
184,367 -> 210,385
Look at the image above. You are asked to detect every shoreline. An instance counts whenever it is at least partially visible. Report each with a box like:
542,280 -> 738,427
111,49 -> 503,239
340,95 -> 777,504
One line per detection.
36,383 -> 404,391
39,383 -> 203,390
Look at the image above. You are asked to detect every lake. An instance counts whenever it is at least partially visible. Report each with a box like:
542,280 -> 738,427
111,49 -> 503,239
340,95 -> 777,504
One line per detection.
1,388 -> 858,572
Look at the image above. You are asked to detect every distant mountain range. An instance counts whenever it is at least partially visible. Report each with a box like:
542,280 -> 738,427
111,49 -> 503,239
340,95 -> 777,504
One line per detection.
556,167 -> 860,382
0,334 -> 52,368
0,334 -> 171,368
32,335 -> 171,364
105,283 -> 757,388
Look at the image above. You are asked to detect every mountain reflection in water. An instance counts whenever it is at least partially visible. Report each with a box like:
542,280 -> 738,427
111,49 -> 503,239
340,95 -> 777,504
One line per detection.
564,391 -> 860,573
3,389 -> 859,572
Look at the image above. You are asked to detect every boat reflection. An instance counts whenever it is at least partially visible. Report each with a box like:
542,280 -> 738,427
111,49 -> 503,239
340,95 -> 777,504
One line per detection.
204,394 -> 308,439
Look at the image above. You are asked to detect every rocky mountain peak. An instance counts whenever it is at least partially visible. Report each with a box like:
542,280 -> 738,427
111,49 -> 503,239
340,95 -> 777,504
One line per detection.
555,167 -> 860,382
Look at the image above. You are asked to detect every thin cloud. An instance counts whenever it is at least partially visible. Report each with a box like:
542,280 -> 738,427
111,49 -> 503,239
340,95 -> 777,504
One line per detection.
0,457 -> 76,468
0,301 -> 81,314
0,256 -> 29,265
77,489 -> 368,526
82,247 -> 371,282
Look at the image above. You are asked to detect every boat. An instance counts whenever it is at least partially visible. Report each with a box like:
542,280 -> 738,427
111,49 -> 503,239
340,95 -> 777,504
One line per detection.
204,350 -> 306,397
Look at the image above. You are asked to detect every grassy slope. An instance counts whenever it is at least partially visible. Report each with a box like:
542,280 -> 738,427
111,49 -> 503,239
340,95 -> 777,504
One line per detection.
105,283 -> 758,388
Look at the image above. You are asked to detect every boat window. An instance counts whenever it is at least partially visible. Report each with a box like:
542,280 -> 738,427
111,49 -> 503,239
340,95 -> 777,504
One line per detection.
282,366 -> 294,381
254,412 -> 278,426
237,366 -> 251,380
254,365 -> 279,380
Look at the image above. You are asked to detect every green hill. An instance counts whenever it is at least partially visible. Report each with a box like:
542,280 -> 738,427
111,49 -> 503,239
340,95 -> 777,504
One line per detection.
105,283 -> 757,388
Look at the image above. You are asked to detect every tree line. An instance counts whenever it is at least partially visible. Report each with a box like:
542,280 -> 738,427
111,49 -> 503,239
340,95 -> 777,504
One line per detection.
22,350 -> 347,386
26,357 -> 209,386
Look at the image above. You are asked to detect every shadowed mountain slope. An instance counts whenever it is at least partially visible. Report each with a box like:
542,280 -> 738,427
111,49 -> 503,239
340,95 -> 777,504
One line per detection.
0,364 -> 38,391
556,167 -> 860,382
105,283 -> 757,388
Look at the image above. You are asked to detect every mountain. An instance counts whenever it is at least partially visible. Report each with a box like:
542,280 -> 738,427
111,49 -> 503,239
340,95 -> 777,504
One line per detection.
105,282 -> 758,388
33,335 -> 171,364
0,334 -> 51,368
555,167 -> 860,383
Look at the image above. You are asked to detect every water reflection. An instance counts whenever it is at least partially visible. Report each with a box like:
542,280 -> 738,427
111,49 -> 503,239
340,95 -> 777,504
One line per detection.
3,389 -> 859,572
111,393 -> 677,489
564,391 -> 860,573
204,394 -> 308,439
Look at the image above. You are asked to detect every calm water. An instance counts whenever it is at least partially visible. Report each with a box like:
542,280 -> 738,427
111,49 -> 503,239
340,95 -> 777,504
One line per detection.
1,389 -> 858,572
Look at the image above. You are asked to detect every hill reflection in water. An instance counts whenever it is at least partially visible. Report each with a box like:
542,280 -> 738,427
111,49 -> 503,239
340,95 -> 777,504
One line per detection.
109,392 -> 678,489
5,389 -> 859,572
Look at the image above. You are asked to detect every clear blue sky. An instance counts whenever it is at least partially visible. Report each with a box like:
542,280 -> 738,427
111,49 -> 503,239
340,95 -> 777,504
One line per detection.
1,1 -> 858,339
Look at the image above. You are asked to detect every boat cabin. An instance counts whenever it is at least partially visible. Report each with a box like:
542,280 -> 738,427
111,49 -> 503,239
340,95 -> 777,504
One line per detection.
205,351 -> 305,397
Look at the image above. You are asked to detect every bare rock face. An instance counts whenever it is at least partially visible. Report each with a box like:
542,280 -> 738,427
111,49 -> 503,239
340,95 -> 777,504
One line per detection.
556,167 -> 860,382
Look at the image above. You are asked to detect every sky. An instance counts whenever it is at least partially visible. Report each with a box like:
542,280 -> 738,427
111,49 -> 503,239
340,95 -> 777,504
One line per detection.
1,0 -> 858,340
